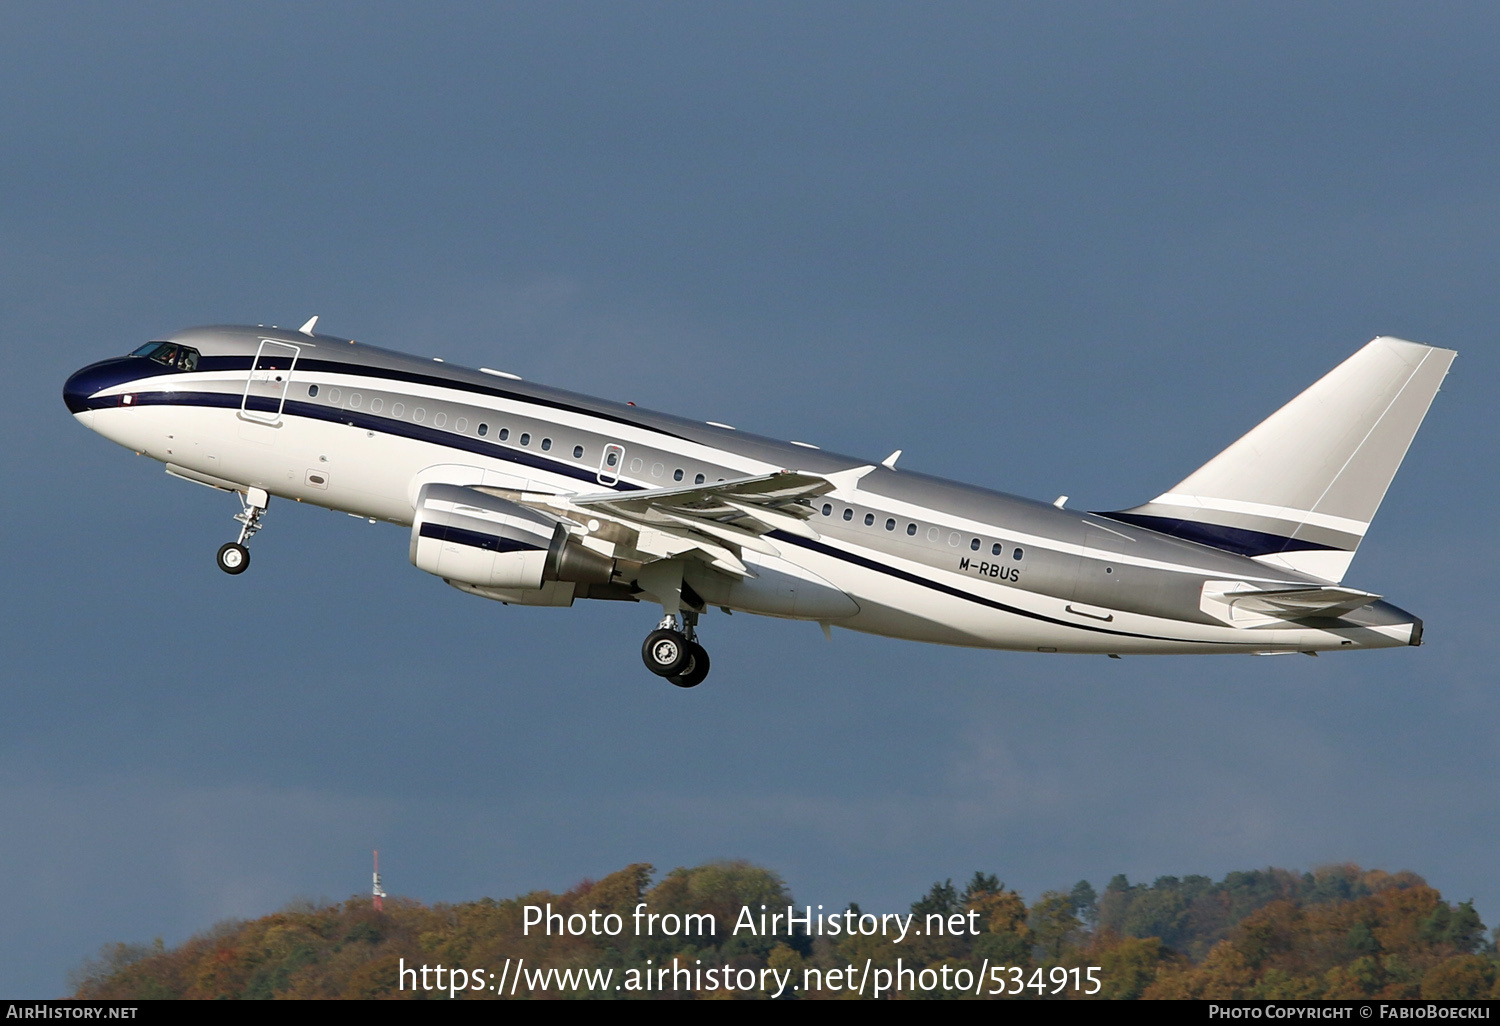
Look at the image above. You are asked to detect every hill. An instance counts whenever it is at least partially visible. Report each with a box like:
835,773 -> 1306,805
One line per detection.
73,861 -> 1499,999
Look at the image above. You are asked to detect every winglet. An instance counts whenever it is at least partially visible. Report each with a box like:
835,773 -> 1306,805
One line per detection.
821,465 -> 877,494
299,315 -> 319,336
881,449 -> 902,469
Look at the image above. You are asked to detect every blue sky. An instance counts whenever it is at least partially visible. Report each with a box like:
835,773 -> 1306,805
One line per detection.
2,2 -> 1496,996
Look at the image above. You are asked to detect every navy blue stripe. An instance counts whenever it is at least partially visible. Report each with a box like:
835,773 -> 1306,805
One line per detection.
189,355 -> 694,442
418,522 -> 544,554
1099,512 -> 1339,557
768,531 -> 1234,646
85,389 -> 646,491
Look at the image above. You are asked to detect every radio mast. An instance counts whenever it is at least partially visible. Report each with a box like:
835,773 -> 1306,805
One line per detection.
373,849 -> 387,912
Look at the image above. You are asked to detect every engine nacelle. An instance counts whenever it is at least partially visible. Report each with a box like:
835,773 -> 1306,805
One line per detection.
410,483 -> 614,590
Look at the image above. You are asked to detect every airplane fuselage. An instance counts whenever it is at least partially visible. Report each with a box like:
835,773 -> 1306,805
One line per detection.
64,324 -> 1425,668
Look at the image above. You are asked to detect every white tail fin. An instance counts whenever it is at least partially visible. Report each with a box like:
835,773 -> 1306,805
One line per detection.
1108,337 -> 1456,582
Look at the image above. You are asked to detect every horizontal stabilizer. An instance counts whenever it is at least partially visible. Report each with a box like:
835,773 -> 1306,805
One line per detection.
1227,586 -> 1382,618
1107,337 -> 1455,582
1201,580 -> 1382,625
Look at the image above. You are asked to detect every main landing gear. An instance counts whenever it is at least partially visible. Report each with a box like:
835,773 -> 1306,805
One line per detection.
641,611 -> 711,688
217,487 -> 268,575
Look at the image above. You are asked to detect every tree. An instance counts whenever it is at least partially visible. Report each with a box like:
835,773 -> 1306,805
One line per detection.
1070,880 -> 1099,929
1421,900 -> 1485,954
1420,955 -> 1497,999
1144,940 -> 1255,999
1028,891 -> 1082,961
962,872 -> 1001,904
912,879 -> 958,920
1093,936 -> 1165,999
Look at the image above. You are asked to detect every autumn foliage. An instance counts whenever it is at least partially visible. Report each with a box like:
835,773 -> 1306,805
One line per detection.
72,861 -> 1498,1000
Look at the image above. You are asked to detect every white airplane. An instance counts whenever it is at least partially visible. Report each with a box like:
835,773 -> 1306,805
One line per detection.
64,322 -> 1454,686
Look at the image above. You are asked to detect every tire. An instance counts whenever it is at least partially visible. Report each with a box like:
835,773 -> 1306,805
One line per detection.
642,629 -> 690,676
216,542 -> 250,575
668,643 -> 710,688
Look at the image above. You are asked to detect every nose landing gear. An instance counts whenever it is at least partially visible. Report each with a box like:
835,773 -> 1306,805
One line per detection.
217,487 -> 268,575
641,611 -> 711,688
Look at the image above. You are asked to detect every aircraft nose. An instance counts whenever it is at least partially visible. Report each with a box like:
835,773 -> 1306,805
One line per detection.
63,367 -> 94,414
64,357 -> 144,414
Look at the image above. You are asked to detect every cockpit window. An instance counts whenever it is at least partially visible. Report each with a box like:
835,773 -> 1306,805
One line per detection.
131,341 -> 199,371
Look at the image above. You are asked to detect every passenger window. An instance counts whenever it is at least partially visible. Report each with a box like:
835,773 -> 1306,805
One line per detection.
499,428 -> 509,440
907,523 -> 917,536
541,438 -> 552,451
520,433 -> 530,446
886,518 -> 895,531
1013,547 -> 1023,560
970,538 -> 980,551
674,469 -> 684,481
864,513 -> 874,526
992,543 -> 1001,556
695,473 -> 705,484
822,504 -> 832,516
479,424 -> 488,436
843,508 -> 853,521
606,451 -> 619,467
307,384 -> 319,397
573,445 -> 584,458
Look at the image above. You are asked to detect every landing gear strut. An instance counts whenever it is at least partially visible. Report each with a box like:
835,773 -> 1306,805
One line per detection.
641,611 -> 711,688
218,487 -> 268,575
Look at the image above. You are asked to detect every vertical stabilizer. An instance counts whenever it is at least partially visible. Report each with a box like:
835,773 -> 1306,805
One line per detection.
1105,337 -> 1455,582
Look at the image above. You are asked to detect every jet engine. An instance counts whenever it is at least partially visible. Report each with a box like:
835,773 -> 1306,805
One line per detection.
410,483 -> 613,590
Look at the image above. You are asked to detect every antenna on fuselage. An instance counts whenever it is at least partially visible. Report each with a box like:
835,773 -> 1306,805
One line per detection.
299,315 -> 319,336
372,849 -> 387,912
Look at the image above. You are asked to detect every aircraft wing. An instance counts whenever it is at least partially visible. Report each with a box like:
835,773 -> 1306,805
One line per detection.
546,470 -> 839,577
572,470 -> 832,529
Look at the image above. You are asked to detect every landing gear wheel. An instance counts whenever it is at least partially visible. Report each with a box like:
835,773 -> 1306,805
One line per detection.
642,629 -> 690,677
216,542 -> 250,575
668,642 -> 710,688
